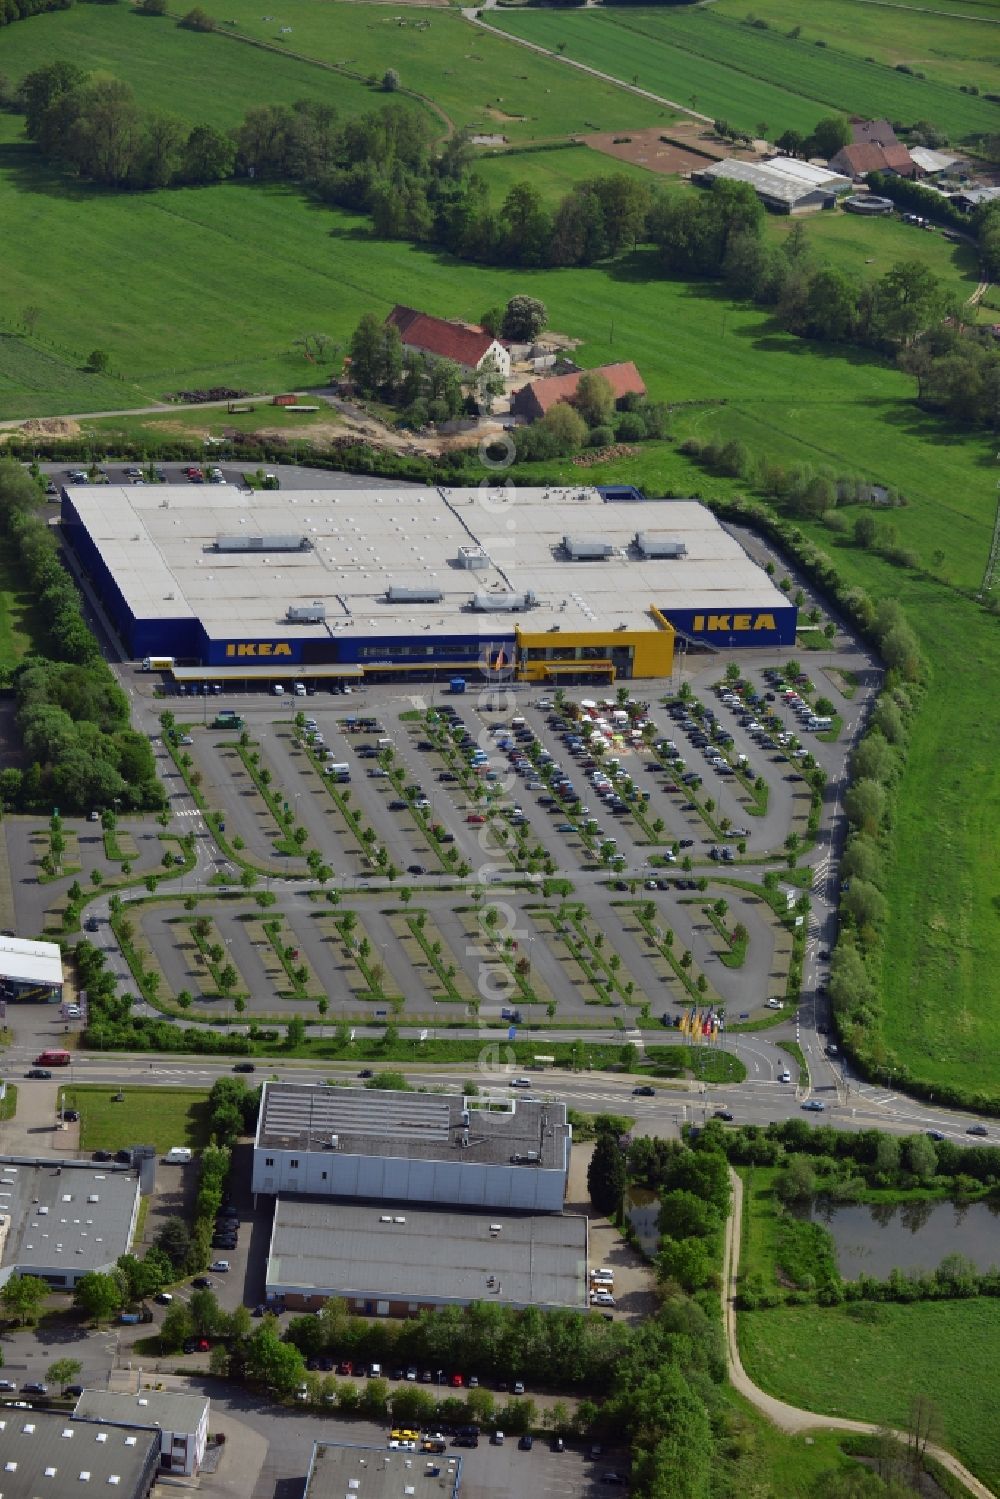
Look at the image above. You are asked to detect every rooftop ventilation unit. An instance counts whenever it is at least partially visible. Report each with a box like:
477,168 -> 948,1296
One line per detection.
287,603 -> 327,623
563,536 -> 614,560
386,586 -> 444,604
470,591 -> 536,613
456,546 -> 489,571
635,532 -> 687,559
214,535 -> 311,553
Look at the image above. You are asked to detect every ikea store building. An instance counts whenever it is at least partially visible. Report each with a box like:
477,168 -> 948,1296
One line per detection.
61,482 -> 795,686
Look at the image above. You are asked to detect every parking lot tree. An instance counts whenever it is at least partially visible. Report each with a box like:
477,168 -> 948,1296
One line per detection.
189,1288 -> 222,1336
115,1252 -> 164,1302
47,1358 -> 83,1391
158,1301 -> 193,1353
75,1271 -> 123,1326
588,1131 -> 628,1217
1,1274 -> 49,1326
156,1215 -> 192,1272
845,779 -> 886,836
285,1014 -> 306,1050
246,1325 -> 305,1396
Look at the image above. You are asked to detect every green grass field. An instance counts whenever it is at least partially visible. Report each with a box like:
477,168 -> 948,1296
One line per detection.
0,2 -> 669,144
0,548 -> 48,669
475,142 -> 665,205
709,0 -> 1000,92
491,8 -> 998,141
739,1300 -> 1000,1489
64,1084 -> 210,1152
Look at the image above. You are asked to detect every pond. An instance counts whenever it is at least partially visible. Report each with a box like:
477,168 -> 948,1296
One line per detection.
628,1188 -> 661,1256
799,1198 -> 1000,1279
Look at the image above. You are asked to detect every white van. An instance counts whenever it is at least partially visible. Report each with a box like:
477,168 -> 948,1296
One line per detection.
164,1146 -> 192,1163
272,683 -> 284,695
293,682 -> 306,696
377,737 -> 393,750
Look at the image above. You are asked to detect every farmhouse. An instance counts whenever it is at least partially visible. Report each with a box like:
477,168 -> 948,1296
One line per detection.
850,118 -> 900,149
385,305 -> 511,377
693,157 -> 852,213
828,142 -> 915,179
512,361 -> 646,423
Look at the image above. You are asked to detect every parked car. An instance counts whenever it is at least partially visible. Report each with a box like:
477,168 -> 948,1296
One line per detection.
154,1292 -> 173,1305
191,1277 -> 213,1290
21,1384 -> 48,1396
209,1260 -> 231,1272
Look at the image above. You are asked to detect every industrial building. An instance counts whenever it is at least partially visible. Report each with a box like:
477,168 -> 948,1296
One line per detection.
72,1392 -> 210,1477
265,1197 -> 588,1314
694,156 -> 852,212
61,484 -> 796,680
252,1084 -> 570,1213
0,1409 -> 161,1499
0,936 -> 64,1003
0,1157 -> 141,1289
305,1439 -> 461,1499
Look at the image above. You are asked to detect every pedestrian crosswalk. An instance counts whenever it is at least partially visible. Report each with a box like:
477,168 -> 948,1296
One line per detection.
172,807 -> 202,819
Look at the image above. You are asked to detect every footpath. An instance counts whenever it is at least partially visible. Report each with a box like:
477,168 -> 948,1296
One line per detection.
722,1167 -> 997,1499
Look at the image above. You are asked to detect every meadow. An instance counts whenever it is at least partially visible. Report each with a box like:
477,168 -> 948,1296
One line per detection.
0,1 -> 669,145
0,544 -> 49,669
491,8 -> 998,142
63,1084 -> 210,1152
709,0 -> 1000,93
739,1299 -> 1000,1489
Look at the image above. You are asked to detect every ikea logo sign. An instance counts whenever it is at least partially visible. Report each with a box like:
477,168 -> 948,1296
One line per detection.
691,614 -> 776,633
224,642 -> 293,658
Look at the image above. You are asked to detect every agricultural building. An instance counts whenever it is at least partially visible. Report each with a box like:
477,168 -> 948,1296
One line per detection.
850,119 -> 900,149
385,306 -> 511,377
828,142 -> 915,179
0,1157 -> 141,1289
512,360 -> 647,422
61,482 -> 795,679
251,1083 -> 571,1212
693,157 -> 852,212
0,935 -> 64,1002
264,1197 -> 588,1313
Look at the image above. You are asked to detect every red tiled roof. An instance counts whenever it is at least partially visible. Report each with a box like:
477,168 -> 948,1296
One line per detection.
517,361 -> 646,417
832,143 -> 913,176
386,305 -> 496,367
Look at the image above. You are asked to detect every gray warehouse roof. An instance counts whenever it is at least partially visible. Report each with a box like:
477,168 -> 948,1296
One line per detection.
63,486 -> 788,640
305,1440 -> 460,1499
256,1084 -> 569,1170
267,1198 -> 588,1311
72,1391 -> 208,1436
0,1158 -> 140,1281
695,156 -> 851,205
0,1408 -> 160,1499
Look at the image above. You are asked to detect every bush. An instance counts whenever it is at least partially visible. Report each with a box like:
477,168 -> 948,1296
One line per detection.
179,5 -> 214,28
588,424 -> 614,448
615,410 -> 647,442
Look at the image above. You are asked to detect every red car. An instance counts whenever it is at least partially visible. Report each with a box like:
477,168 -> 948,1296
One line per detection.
450,1373 -> 464,1387
466,813 -> 485,825
338,1360 -> 353,1377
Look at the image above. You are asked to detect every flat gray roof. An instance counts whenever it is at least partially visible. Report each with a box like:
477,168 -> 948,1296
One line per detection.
64,486 -> 788,641
256,1083 -> 568,1170
306,1440 -> 460,1499
268,1198 -> 588,1310
72,1391 -> 208,1437
0,937 -> 63,988
0,1159 -> 139,1280
0,1408 -> 159,1499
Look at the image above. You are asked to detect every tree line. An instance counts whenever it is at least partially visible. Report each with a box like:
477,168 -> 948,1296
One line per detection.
0,461 -> 164,813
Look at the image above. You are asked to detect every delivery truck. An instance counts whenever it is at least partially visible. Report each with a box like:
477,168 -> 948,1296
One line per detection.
141,656 -> 175,672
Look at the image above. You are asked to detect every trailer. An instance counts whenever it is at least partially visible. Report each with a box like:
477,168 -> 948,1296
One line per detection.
141,656 -> 175,672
